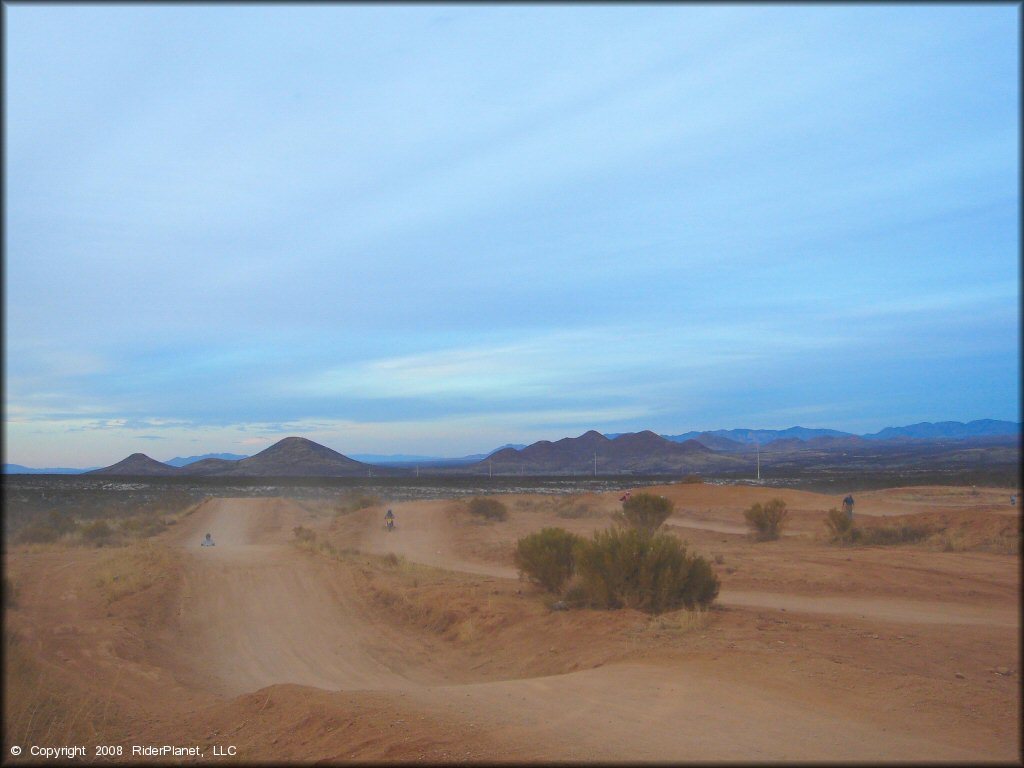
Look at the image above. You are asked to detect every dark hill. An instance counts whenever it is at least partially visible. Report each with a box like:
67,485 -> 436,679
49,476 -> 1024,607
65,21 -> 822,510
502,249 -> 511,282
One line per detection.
476,430 -> 744,475
87,453 -> 179,476
180,457 -> 239,476
196,437 -> 378,477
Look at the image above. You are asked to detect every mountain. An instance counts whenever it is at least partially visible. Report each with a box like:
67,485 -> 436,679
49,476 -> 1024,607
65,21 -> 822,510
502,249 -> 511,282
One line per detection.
86,453 -> 180,476
689,432 -> 747,452
2,464 -> 99,474
477,430 -> 744,474
165,452 -> 248,467
178,436 -> 383,477
862,419 -> 1021,441
664,426 -> 854,445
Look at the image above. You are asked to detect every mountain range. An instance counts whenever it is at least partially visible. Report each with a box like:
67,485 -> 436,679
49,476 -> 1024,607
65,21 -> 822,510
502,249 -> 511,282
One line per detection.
4,420 -> 1018,476
165,452 -> 249,467
656,419 -> 1021,447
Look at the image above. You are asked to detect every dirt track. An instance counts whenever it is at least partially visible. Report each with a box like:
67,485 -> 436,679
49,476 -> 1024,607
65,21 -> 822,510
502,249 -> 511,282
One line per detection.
4,485 -> 1020,762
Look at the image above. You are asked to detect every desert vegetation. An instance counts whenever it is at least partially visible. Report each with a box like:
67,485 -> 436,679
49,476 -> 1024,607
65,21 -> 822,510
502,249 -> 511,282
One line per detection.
824,509 -> 933,547
467,496 -> 509,521
514,528 -> 581,593
514,492 -> 718,614
614,492 -> 674,533
93,540 -> 177,603
824,507 -> 856,544
571,527 -> 719,612
744,498 -> 789,541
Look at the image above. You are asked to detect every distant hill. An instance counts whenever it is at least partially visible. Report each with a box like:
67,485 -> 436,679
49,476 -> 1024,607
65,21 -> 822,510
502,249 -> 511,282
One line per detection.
178,436 -> 388,477
662,420 -> 1019,445
688,432 -> 747,452
165,452 -> 248,467
664,426 -> 854,445
862,419 -> 1021,441
478,430 -> 745,474
22,420 -> 1021,477
89,438 -> 390,478
2,464 -> 99,475
86,453 -> 180,476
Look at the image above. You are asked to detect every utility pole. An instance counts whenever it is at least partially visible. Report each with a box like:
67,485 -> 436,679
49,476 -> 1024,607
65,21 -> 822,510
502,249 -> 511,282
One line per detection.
593,452 -> 597,477
756,441 -> 760,482
489,459 -> 492,478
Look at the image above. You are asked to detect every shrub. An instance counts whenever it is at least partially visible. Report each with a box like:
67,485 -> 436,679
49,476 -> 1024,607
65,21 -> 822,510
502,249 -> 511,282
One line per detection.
824,507 -> 856,544
467,497 -> 508,521
47,510 -> 78,537
744,499 -> 788,541
616,492 -> 673,534
573,527 -> 719,613
680,475 -> 704,484
514,528 -> 582,593
562,579 -> 588,608
859,524 -> 931,546
81,520 -> 114,547
350,495 -> 382,511
293,525 -> 317,544
4,576 -> 17,608
15,522 -> 61,545
118,515 -> 166,539
681,554 -> 720,609
554,494 -> 595,518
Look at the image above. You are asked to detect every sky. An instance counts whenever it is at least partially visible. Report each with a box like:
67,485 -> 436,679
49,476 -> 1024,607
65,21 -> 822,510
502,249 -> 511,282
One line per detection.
4,3 -> 1020,468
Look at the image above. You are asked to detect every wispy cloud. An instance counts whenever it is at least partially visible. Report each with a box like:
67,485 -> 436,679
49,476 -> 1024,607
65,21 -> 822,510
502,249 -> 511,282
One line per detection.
4,4 -> 1018,466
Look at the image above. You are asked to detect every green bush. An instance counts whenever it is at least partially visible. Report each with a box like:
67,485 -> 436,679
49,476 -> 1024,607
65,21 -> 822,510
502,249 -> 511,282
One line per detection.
573,527 -> 719,613
616,492 -> 673,534
514,528 -> 582,592
81,520 -> 114,547
680,475 -> 704,484
467,497 -> 508,521
824,507 -> 856,544
744,499 -> 788,541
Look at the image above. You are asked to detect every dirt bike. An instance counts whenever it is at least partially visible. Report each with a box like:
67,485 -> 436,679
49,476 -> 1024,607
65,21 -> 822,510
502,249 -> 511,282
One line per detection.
385,518 -> 395,532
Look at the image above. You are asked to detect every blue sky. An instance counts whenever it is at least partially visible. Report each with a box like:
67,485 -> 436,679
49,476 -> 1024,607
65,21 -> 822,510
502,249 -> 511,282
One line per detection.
4,4 -> 1019,467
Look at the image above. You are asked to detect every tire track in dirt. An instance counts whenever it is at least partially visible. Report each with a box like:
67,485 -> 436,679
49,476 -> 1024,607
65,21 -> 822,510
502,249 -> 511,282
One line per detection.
350,499 -> 1017,629
148,496 -> 1013,761
165,499 -> 439,696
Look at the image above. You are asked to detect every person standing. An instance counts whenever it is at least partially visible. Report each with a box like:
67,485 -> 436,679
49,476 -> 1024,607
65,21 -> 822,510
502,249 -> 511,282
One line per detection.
842,494 -> 854,521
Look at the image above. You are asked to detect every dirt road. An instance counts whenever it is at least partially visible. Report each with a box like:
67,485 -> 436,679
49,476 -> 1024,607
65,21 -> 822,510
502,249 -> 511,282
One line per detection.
5,486 -> 1020,762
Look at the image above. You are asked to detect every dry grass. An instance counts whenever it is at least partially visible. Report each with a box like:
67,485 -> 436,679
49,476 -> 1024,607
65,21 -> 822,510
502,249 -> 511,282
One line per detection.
93,541 -> 177,604
635,606 -> 711,639
3,628 -> 125,747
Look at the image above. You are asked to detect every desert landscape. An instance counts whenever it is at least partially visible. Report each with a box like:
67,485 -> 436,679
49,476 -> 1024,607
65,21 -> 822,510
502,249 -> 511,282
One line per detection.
4,480 -> 1020,763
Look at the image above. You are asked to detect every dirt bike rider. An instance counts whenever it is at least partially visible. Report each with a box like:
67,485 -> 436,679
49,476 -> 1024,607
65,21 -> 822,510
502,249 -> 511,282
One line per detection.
385,509 -> 395,530
201,532 -> 215,547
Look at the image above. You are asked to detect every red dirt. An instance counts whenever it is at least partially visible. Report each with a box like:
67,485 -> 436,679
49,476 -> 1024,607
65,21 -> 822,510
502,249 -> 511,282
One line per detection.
4,485 -> 1020,762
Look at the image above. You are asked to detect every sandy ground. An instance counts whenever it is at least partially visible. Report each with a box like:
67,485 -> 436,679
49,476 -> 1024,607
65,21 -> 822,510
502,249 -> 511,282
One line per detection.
4,484 -> 1020,763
